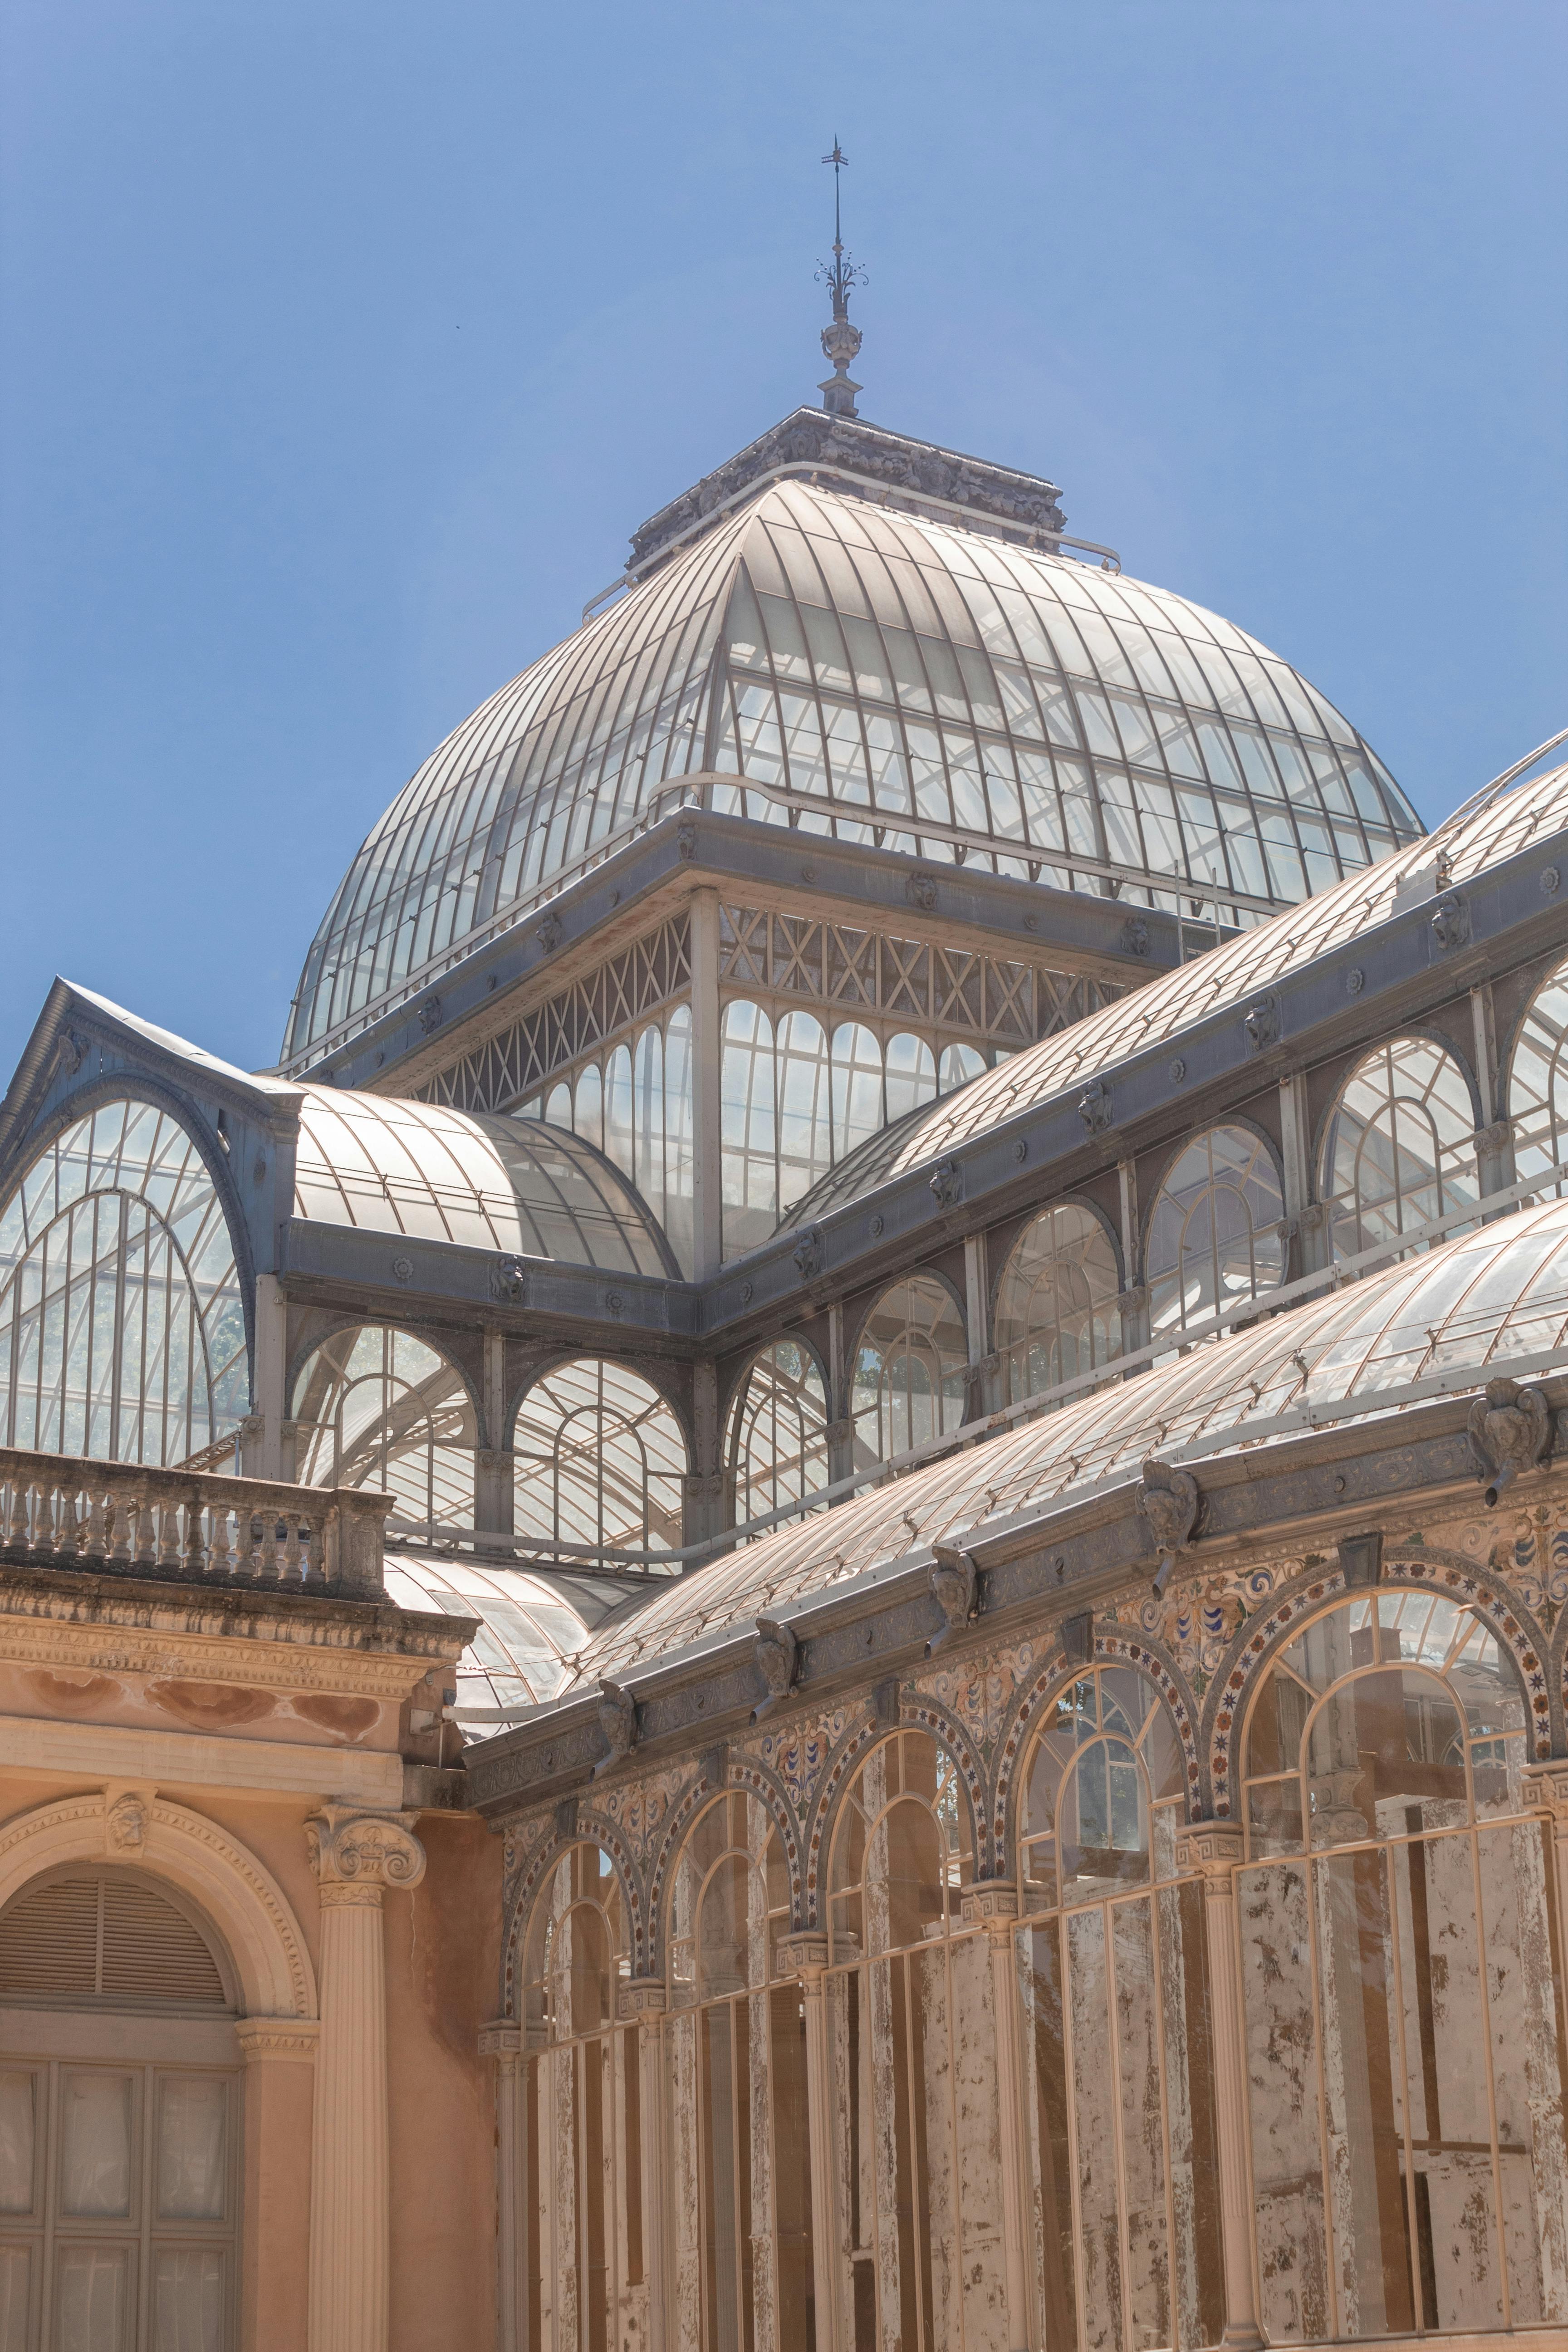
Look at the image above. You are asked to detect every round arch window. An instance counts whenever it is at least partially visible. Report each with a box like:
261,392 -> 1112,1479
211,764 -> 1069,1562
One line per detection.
851,1276 -> 967,1464
1146,1124 -> 1285,1340
994,1202 -> 1121,1406
292,1325 -> 477,1527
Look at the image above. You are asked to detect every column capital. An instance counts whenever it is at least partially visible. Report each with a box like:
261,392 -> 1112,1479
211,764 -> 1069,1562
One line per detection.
1175,1820 -> 1246,1879
1521,1759 -> 1568,1821
235,2016 -> 320,2063
477,2019 -> 522,2060
617,1978 -> 669,2023
776,1930 -> 830,1982
307,1803 -> 426,1893
959,1879 -> 1021,1937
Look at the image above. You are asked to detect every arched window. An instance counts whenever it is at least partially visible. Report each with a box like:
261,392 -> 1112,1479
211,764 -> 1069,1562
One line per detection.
1509,954 -> 1568,1199
775,1011 -> 832,1212
720,1001 -> 777,1257
664,1794 -> 811,2349
727,1339 -> 830,1528
883,1033 -> 936,1125
994,1202 -> 1121,1405
826,1731 -> 999,2351
512,1360 -> 687,1553
938,1040 -> 985,1093
851,1276 -> 968,1462
1320,1036 -> 1478,1265
292,1326 -> 476,1526
521,1846 -> 642,2347
1016,1667 -> 1221,2351
830,1023 -> 883,1160
0,1867 -> 242,2344
1147,1124 -> 1285,1338
0,1098 -> 246,1466
1238,1591 -> 1568,2339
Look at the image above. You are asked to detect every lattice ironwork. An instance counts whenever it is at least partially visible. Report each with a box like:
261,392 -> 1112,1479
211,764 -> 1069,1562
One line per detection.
415,917 -> 691,1114
718,906 -> 1118,1044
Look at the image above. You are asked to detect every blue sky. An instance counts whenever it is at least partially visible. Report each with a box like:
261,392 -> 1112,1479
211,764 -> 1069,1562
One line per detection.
2,1 -> 1563,1078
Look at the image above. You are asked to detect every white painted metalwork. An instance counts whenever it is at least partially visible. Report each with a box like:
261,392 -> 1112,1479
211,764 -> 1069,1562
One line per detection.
1320,1037 -> 1479,1266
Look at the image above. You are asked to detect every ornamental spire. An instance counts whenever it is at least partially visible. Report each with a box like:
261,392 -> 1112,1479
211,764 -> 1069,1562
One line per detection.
816,138 -> 867,419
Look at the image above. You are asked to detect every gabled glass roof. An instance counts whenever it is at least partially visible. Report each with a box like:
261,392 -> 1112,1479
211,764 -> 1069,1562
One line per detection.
782,763 -> 1568,1228
560,1185 -> 1568,1690
293,1090 -> 677,1276
284,476 -> 1418,1062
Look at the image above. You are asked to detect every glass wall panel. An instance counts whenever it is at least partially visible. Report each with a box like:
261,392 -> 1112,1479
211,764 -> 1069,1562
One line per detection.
522,1846 -> 643,2352
728,1339 -> 831,1529
512,1359 -> 687,1553
995,1203 -> 1122,1405
1509,953 -> 1568,1200
850,1277 -> 968,1463
1321,1038 -> 1479,1267
1238,1591 -> 1568,2340
1016,1667 -> 1222,2352
0,1101 -> 245,1468
721,1002 -> 779,1259
665,1794 -> 812,2351
292,1325 -> 477,1526
775,1014 -> 833,1213
1147,1125 -> 1286,1339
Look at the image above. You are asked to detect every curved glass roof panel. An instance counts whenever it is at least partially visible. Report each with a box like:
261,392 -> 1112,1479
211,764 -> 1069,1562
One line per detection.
382,1551 -> 631,1728
293,1090 -> 677,1275
564,1186 -> 1568,1687
783,764 -> 1568,1227
285,479 -> 1418,1063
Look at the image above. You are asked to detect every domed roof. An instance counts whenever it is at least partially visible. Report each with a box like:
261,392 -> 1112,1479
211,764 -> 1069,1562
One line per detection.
285,473 -> 1421,1062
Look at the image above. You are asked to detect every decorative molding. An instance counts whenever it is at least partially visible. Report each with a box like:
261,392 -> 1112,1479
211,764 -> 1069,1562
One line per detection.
477,2021 -> 523,2058
1077,1078 -> 1112,1136
1467,1377 -> 1552,1504
751,1618 -> 799,1720
617,1980 -> 669,2023
235,2018 -> 321,2062
1173,1822 -> 1245,1876
1431,892 -> 1471,952
927,1156 -> 964,1210
1242,995 -> 1280,1053
306,1805 -> 426,1892
0,1593 -> 461,1698
593,1681 -> 638,1778
927,1547 -> 977,1654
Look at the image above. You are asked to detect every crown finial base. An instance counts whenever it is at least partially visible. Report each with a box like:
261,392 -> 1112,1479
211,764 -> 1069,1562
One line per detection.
819,372 -> 862,419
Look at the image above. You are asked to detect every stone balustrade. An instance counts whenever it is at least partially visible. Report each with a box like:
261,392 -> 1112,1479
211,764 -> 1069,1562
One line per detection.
0,1445 -> 391,1598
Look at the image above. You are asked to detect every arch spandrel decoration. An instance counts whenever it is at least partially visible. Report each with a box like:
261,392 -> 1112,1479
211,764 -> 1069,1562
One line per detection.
991,1631 -> 1202,1860
1201,1556 -> 1554,1823
0,1791 -> 316,2021
501,1814 -> 642,2017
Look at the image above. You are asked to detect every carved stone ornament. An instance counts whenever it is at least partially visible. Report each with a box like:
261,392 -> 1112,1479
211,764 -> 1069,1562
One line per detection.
751,1617 -> 799,1719
792,1225 -> 824,1281
1431,892 -> 1471,953
928,1156 -> 964,1209
535,912 -> 563,954
59,1028 -> 89,1077
1243,994 -> 1280,1053
1121,916 -> 1149,957
1135,1456 -> 1200,1597
488,1255 -> 528,1305
676,818 -> 697,861
593,1680 -> 637,1778
392,1255 -> 414,1284
905,870 -> 939,914
927,1545 -> 978,1654
1077,1078 -> 1112,1137
306,1806 -> 427,1893
1467,1377 -> 1552,1505
103,1790 -> 149,1855
417,996 -> 443,1035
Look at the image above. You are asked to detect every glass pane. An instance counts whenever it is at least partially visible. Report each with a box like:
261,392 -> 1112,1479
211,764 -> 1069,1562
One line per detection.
1313,1847 -> 1417,2334
0,2246 -> 29,2352
0,2075 -> 34,2214
156,2080 -> 227,2222
150,2251 -> 224,2352
1473,1818 -> 1568,2327
1240,1859 -> 1331,2342
54,2245 -> 128,2352
59,2077 -> 132,2220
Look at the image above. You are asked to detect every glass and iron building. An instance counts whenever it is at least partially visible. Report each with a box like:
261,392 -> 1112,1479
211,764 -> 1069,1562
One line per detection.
2,286 -> 1568,2352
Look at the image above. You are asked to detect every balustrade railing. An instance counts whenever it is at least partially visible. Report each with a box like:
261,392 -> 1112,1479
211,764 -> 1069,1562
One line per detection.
0,1447 -> 390,1599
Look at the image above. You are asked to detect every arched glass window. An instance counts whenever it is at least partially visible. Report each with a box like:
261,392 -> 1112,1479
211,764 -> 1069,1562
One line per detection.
938,1040 -> 985,1093
521,1846 -> 642,2346
1237,1591 -> 1568,2340
1508,954 -> 1568,1199
512,1359 -> 687,1553
883,1033 -> 936,1125
0,1099 -> 246,1466
826,1731 -> 998,2351
994,1202 -> 1122,1405
1016,1667 -> 1221,2351
1147,1124 -> 1286,1337
720,1000 -> 777,1257
292,1326 -> 476,1526
728,1339 -> 830,1528
851,1276 -> 968,1462
1321,1036 -> 1478,1266
664,1794 -> 811,2349
830,1023 -> 883,1161
774,1011 -> 832,1212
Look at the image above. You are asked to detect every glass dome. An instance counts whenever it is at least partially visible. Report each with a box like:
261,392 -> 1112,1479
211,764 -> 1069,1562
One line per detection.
381,1551 -> 632,1727
293,1089 -> 677,1276
285,477 -> 1419,1061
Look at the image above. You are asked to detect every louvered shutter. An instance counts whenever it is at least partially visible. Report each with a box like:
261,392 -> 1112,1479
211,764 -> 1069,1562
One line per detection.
0,1873 -> 228,2009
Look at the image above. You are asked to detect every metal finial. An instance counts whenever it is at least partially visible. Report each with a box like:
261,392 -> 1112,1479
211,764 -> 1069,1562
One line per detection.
816,137 -> 867,418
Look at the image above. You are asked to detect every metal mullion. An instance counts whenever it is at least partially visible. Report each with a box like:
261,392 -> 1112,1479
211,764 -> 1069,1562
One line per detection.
1465,1818 -> 1513,2328
1381,1840 -> 1426,2335
1142,1875 -> 1182,2348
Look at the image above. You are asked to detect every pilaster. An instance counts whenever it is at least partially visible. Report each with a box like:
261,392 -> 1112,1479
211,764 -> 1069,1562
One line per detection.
776,1932 -> 838,2352
960,1884 -> 1031,2352
619,1979 -> 670,2352
479,2022 -> 524,2352
1174,1823 -> 1263,2350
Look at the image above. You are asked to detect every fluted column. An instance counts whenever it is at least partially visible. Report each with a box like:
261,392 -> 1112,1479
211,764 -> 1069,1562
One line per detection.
777,1933 -> 838,2352
960,1884 -> 1030,2352
306,1808 -> 426,2352
1175,1824 -> 1263,2350
479,2023 -> 524,2352
620,1980 -> 668,2352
